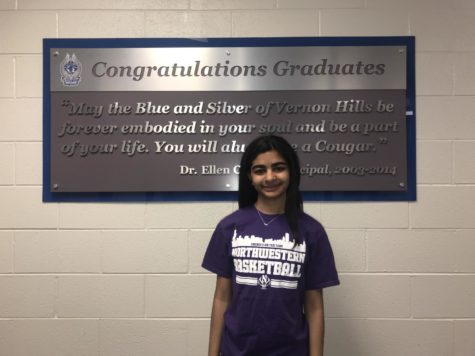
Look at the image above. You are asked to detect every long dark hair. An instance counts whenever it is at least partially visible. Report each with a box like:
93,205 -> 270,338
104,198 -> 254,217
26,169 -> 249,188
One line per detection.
238,135 -> 303,243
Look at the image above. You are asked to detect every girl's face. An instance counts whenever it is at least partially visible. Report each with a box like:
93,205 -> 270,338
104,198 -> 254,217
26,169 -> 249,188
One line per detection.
249,150 -> 290,204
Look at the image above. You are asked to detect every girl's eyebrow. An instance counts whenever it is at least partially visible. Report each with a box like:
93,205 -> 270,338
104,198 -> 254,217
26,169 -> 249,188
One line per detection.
251,161 -> 287,169
251,164 -> 265,170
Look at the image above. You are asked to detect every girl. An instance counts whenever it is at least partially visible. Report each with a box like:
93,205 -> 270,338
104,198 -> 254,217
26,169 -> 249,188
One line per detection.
202,135 -> 339,356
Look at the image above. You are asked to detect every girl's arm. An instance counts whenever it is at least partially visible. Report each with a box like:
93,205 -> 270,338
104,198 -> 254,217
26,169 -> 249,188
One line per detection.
304,289 -> 325,356
208,276 -> 232,356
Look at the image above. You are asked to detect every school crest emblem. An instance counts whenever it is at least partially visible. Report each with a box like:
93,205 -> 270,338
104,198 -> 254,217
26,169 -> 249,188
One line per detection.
60,53 -> 82,87
258,275 -> 271,290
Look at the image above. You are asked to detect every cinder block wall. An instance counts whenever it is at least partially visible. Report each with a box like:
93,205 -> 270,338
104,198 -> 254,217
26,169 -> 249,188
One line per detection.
1,1 -> 474,355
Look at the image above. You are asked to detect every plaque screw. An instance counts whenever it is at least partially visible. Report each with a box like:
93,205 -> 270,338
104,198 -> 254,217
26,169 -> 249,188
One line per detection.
399,48 -> 405,54
399,182 -> 405,188
226,50 -> 231,56
53,51 -> 59,57
53,183 -> 59,190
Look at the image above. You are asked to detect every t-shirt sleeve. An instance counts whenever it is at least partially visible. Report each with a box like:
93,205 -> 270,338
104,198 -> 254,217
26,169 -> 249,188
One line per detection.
201,222 -> 233,278
305,225 -> 340,290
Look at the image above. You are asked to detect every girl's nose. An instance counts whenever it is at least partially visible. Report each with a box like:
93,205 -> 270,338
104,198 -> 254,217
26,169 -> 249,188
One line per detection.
264,169 -> 275,182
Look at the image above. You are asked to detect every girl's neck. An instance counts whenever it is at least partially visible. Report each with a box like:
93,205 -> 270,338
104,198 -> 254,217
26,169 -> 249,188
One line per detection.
255,196 -> 286,214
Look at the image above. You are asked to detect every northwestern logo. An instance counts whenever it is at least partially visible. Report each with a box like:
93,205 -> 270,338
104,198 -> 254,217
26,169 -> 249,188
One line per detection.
258,275 -> 271,290
60,53 -> 82,87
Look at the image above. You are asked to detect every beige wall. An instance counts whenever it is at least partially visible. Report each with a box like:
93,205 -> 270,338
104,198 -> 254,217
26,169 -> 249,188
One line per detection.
0,0 -> 474,355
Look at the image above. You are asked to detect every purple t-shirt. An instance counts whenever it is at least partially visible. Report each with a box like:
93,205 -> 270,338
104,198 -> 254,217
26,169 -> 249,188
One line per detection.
202,206 -> 339,356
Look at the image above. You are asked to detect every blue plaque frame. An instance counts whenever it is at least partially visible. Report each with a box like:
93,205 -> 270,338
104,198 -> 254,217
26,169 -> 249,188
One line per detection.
43,36 -> 416,202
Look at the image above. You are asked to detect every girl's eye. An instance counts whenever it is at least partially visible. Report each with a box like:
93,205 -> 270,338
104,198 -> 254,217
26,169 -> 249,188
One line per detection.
252,168 -> 266,175
272,165 -> 287,172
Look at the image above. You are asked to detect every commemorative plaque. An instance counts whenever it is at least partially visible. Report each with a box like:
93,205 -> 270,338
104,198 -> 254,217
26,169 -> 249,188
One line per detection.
43,37 -> 415,201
